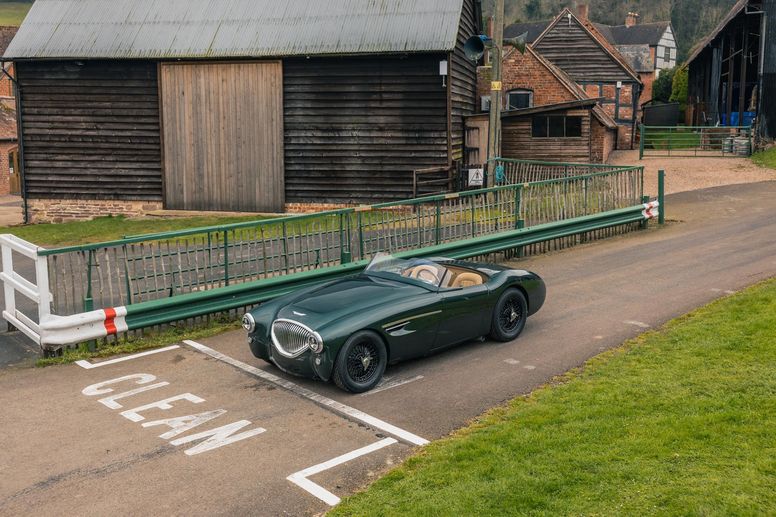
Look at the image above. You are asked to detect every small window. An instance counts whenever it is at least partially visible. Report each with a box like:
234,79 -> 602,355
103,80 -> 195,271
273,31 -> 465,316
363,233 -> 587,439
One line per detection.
507,89 -> 533,110
531,115 -> 583,138
532,116 -> 548,137
481,96 -> 491,112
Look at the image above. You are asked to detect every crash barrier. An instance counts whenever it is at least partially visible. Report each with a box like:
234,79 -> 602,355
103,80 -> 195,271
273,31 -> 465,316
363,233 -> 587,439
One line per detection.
18,199 -> 662,349
1,167 -> 664,350
640,125 -> 753,158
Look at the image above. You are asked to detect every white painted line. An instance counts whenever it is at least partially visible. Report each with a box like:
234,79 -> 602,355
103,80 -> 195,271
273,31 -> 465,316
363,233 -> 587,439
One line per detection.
183,340 -> 429,446
523,365 -> 536,370
287,438 -> 397,506
75,345 -> 181,369
361,375 -> 424,396
623,320 -> 651,329
503,359 -> 520,365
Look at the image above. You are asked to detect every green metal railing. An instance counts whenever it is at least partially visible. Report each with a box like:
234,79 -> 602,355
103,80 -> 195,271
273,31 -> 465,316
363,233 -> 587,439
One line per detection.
41,166 -> 645,317
490,158 -> 628,186
640,125 -> 753,158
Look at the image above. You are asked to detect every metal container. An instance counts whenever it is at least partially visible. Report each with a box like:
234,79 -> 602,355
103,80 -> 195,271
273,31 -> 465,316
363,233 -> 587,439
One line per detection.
733,137 -> 751,156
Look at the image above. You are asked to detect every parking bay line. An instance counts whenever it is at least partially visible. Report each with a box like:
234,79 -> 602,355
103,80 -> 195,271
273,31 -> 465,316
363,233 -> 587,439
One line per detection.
76,345 -> 180,369
288,437 -> 398,506
183,340 -> 429,446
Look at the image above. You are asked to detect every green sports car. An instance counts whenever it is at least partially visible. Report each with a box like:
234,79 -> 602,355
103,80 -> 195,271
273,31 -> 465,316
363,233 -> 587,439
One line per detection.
243,253 -> 546,393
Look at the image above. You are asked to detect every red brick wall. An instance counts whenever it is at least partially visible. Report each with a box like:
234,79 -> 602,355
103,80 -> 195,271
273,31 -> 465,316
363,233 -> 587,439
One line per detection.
590,118 -> 616,163
0,142 -> 15,195
477,50 -> 578,110
0,64 -> 13,98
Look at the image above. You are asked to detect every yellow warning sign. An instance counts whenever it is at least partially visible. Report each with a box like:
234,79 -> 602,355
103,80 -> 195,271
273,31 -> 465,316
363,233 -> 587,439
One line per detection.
491,81 -> 502,91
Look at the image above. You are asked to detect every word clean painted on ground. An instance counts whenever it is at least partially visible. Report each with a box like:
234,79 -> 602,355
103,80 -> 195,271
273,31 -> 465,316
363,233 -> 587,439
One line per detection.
82,373 -> 265,456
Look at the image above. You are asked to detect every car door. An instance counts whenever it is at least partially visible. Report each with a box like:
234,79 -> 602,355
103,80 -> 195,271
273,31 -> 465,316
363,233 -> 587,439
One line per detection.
432,283 -> 491,350
381,294 -> 444,361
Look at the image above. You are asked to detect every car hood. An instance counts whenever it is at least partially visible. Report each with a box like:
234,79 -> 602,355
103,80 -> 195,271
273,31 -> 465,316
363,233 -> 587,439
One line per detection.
276,274 -> 428,329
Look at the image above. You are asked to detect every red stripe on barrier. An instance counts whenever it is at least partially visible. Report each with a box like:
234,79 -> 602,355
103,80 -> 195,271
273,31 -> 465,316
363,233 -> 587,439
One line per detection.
104,308 -> 118,335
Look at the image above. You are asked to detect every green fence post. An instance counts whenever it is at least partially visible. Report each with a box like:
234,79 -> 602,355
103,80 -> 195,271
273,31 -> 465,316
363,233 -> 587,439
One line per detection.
281,222 -> 289,273
84,250 -> 96,351
516,219 -> 525,258
641,195 -> 650,230
338,213 -> 351,264
639,124 -> 645,159
658,169 -> 665,226
435,200 -> 441,245
513,185 -> 522,229
357,211 -> 365,260
223,230 -> 230,286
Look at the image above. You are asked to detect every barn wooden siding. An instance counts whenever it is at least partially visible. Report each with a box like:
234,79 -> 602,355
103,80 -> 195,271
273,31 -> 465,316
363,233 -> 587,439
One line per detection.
449,0 -> 479,162
501,109 -> 592,162
283,55 -> 450,204
16,61 -> 162,200
160,62 -> 285,212
534,19 -> 634,83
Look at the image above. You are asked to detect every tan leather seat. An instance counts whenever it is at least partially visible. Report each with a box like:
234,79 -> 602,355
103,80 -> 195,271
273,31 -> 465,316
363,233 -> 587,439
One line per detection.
409,265 -> 440,283
451,272 -> 484,288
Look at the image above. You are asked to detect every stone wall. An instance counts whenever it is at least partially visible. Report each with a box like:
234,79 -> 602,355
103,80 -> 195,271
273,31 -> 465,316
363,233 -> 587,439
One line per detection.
27,199 -> 163,223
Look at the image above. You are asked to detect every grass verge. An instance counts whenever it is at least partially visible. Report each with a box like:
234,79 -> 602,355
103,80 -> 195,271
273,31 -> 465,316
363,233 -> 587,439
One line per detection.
0,214 -> 273,247
332,279 -> 776,516
36,317 -> 240,367
751,147 -> 776,170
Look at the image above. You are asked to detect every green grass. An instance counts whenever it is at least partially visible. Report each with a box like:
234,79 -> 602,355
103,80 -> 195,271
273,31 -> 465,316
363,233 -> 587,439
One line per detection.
332,279 -> 776,516
751,147 -> 776,170
0,1 -> 32,26
644,130 -> 702,150
0,214 -> 274,247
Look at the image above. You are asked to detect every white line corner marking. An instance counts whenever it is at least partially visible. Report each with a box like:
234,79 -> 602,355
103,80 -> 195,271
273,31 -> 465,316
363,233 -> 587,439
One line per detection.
76,345 -> 180,369
182,340 -> 429,447
288,438 -> 397,506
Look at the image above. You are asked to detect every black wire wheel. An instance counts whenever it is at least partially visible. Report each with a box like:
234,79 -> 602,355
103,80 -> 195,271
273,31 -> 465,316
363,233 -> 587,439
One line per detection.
489,288 -> 528,342
332,330 -> 388,393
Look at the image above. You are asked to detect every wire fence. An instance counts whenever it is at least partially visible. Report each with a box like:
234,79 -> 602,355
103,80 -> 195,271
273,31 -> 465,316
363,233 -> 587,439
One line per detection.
42,165 -> 644,316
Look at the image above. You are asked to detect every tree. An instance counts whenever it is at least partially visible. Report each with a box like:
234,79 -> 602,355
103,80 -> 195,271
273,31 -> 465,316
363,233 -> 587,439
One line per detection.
670,67 -> 688,110
652,67 -> 676,103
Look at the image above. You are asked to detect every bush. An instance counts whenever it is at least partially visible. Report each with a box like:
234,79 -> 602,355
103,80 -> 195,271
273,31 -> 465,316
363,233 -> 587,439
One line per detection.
670,67 -> 688,111
652,67 -> 676,103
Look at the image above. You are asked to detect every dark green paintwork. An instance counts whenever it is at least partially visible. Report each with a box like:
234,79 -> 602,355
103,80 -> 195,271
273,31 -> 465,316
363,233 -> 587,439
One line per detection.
246,258 -> 546,382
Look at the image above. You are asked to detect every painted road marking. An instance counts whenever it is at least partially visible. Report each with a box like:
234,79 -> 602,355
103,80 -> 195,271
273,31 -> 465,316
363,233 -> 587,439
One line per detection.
504,359 -> 520,365
287,438 -> 398,506
623,320 -> 651,329
183,340 -> 429,446
76,345 -> 180,369
82,373 -> 266,456
361,375 -> 424,396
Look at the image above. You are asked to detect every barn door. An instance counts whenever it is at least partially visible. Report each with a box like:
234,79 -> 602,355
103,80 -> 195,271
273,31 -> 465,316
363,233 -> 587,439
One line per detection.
160,62 -> 284,212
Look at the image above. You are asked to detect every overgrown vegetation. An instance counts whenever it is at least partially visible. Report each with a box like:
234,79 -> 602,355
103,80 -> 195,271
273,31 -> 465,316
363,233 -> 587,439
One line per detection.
332,278 -> 776,516
751,147 -> 776,170
652,67 -> 676,104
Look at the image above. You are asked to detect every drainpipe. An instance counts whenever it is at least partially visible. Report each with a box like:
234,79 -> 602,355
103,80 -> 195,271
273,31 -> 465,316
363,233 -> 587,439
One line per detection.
1,60 -> 27,223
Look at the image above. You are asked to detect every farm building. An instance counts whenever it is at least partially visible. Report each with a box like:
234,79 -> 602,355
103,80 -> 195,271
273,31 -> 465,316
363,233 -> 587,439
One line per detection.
469,46 -> 617,164
0,25 -> 18,196
3,0 -> 481,222
686,0 -> 775,141
502,7 -> 645,149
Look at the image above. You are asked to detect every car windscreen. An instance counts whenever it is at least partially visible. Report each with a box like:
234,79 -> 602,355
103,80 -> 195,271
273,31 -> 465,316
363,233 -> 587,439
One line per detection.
364,254 -> 448,289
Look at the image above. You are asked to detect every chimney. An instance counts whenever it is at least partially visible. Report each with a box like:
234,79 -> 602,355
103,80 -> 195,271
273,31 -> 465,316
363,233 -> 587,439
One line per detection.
625,12 -> 640,27
576,4 -> 589,20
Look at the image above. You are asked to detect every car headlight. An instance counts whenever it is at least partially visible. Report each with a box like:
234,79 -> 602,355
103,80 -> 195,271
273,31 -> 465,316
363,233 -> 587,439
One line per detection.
307,332 -> 324,354
242,313 -> 256,333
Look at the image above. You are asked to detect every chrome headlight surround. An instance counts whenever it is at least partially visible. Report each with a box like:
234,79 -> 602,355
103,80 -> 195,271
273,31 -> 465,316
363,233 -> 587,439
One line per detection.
270,319 -> 324,357
242,313 -> 256,333
307,332 -> 324,354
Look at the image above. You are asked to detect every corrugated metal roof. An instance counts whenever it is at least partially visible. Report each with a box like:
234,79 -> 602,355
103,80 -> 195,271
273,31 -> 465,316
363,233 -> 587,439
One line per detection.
5,0 -> 467,60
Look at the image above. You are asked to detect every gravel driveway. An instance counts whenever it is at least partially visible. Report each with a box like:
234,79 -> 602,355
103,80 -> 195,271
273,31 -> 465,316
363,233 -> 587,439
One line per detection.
609,150 -> 776,197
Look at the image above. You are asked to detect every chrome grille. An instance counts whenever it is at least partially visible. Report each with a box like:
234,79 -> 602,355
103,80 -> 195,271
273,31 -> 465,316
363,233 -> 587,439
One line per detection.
271,319 -> 314,358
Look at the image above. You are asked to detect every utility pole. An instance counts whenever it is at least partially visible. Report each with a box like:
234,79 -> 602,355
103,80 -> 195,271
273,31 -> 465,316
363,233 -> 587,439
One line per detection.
487,0 -> 504,172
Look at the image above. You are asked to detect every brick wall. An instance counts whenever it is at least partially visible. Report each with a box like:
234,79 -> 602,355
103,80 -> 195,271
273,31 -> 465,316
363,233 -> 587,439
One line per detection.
477,49 -> 578,111
27,199 -> 163,223
0,63 -> 13,98
638,71 -> 655,105
590,118 -> 616,163
0,141 -> 13,195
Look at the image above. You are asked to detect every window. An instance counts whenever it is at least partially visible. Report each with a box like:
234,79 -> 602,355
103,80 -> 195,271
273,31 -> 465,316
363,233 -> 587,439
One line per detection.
507,89 -> 533,110
531,115 -> 583,138
481,96 -> 491,112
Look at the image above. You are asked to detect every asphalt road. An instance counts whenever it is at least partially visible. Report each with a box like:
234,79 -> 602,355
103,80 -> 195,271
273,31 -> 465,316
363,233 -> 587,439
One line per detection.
0,181 -> 774,516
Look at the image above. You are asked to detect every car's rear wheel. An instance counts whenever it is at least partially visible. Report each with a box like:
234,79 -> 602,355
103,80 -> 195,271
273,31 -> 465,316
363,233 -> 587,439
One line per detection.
332,331 -> 387,393
489,288 -> 528,342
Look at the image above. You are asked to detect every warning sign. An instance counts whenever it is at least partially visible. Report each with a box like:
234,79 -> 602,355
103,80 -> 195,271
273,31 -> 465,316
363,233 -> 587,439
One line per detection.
468,168 -> 484,187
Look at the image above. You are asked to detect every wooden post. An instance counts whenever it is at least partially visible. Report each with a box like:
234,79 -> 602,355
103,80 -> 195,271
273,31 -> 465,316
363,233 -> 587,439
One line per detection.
725,32 -> 735,126
738,16 -> 748,128
486,0 -> 504,168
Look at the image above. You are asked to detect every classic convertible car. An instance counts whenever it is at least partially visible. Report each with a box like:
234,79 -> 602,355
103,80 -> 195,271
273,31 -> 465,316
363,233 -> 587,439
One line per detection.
242,253 -> 546,393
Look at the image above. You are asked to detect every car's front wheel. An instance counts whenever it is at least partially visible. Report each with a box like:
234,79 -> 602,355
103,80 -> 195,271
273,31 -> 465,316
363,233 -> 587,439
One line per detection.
332,330 -> 387,393
489,288 -> 528,342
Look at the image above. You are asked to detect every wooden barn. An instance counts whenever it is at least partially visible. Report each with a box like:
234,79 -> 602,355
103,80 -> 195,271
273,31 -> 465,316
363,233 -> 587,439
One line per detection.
686,0 -> 775,141
3,0 -> 481,222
